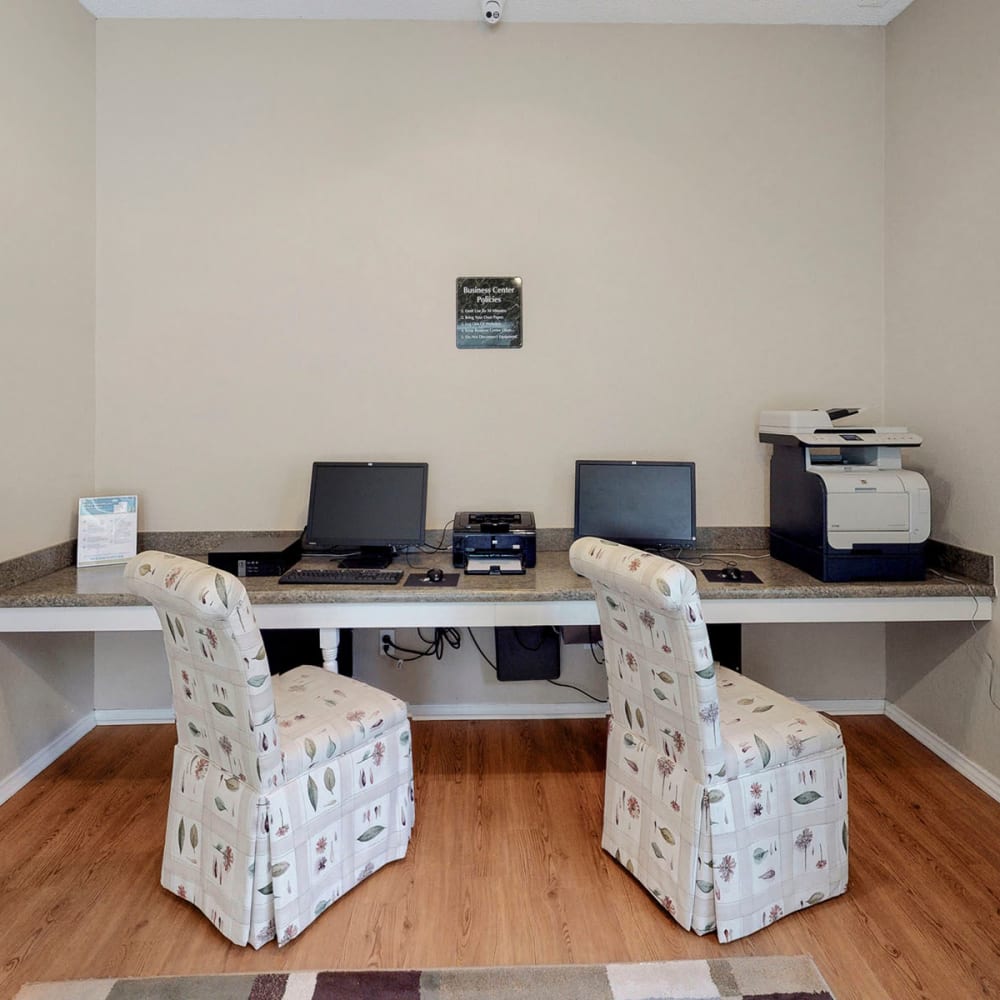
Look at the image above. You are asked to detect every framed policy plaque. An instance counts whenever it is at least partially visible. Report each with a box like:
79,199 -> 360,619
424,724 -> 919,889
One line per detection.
456,276 -> 522,349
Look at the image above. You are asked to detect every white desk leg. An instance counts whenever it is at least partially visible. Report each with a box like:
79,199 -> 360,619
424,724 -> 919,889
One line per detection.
319,627 -> 340,672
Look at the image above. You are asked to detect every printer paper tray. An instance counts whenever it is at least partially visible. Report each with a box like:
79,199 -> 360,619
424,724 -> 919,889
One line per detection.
464,555 -> 525,575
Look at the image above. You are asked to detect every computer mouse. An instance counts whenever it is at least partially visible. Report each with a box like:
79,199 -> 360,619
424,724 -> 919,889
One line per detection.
721,565 -> 743,582
426,567 -> 445,583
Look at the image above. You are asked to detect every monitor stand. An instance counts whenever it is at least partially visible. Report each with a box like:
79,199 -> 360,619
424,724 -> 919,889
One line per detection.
339,547 -> 394,569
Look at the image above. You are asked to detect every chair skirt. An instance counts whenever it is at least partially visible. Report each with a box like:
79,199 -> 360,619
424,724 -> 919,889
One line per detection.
161,715 -> 414,947
603,711 -> 848,943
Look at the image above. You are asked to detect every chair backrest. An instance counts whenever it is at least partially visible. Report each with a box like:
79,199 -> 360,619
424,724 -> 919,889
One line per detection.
569,537 -> 724,784
124,551 -> 284,791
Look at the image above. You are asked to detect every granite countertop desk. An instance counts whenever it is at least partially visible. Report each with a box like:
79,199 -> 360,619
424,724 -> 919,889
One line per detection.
0,546 -> 992,639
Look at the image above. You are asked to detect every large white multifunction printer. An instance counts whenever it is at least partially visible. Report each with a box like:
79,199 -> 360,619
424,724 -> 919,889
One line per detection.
758,408 -> 930,582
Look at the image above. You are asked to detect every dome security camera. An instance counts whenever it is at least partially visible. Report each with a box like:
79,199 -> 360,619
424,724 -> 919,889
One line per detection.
482,0 -> 503,24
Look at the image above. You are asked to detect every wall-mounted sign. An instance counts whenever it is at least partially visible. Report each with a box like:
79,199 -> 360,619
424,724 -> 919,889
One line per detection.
456,276 -> 522,349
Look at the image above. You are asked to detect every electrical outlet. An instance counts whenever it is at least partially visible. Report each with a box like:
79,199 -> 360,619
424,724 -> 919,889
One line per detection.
379,630 -> 395,657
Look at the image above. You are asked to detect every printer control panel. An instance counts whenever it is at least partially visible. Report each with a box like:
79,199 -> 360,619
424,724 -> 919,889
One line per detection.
795,431 -> 922,447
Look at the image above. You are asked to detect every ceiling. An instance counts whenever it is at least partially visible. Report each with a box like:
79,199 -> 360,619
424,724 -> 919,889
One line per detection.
77,0 -> 916,27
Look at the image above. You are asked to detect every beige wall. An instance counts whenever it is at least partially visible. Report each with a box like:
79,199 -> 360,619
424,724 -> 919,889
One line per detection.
87,20 -> 890,717
743,623 -> 887,705
94,21 -> 885,532
0,0 -> 96,788
1,0 -> 96,560
13,7 -> 999,789
885,0 -> 1000,776
0,634 -> 95,789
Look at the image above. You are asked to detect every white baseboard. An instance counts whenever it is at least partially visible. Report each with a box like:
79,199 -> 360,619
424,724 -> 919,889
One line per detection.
884,703 -> 1000,804
804,698 -> 886,715
88,705 -> 613,724
87,701 -> 878,723
0,713 -> 95,806
5,701 -> 996,811
411,699 -> 885,720
94,708 -> 175,725
409,701 -> 610,720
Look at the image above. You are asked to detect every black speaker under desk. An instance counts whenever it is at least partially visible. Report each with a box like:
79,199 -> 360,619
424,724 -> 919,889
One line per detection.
494,626 -> 560,681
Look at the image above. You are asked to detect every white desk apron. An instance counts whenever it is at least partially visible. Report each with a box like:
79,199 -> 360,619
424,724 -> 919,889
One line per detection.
0,591 -> 991,671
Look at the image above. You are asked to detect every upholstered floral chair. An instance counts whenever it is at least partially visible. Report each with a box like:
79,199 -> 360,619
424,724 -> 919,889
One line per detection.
569,537 -> 848,943
124,551 -> 414,947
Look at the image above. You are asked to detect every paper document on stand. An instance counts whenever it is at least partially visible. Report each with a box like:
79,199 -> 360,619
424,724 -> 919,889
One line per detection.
77,495 -> 138,567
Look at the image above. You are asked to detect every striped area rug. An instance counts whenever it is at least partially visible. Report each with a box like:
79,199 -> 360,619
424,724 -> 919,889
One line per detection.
15,956 -> 834,999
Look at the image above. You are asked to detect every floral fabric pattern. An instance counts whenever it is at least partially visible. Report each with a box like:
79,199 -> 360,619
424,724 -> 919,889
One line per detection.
126,551 -> 414,948
569,537 -> 848,943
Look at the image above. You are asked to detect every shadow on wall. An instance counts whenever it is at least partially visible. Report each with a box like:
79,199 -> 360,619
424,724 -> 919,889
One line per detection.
885,618 -> 994,750
741,622 -> 887,704
914,464 -> 955,543
886,619 -> 985,699
0,633 -> 95,774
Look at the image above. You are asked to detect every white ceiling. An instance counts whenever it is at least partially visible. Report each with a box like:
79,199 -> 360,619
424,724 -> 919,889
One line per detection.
77,0 -> 916,27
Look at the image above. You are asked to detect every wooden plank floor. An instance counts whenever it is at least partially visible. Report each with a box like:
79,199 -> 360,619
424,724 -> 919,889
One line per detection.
1,715 -> 999,999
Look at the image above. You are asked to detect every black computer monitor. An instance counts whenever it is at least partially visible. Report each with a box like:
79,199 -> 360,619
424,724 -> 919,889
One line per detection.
574,460 -> 697,550
302,462 -> 429,568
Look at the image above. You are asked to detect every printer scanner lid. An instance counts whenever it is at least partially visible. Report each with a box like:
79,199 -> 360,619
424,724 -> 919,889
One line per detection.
455,511 -> 536,533
759,408 -> 859,435
758,408 -> 922,448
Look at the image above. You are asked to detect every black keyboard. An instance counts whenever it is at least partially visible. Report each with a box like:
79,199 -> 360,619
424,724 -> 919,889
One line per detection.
278,567 -> 403,586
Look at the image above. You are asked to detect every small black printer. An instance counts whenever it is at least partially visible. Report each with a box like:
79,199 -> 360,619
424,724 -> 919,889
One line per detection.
452,511 -> 536,575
